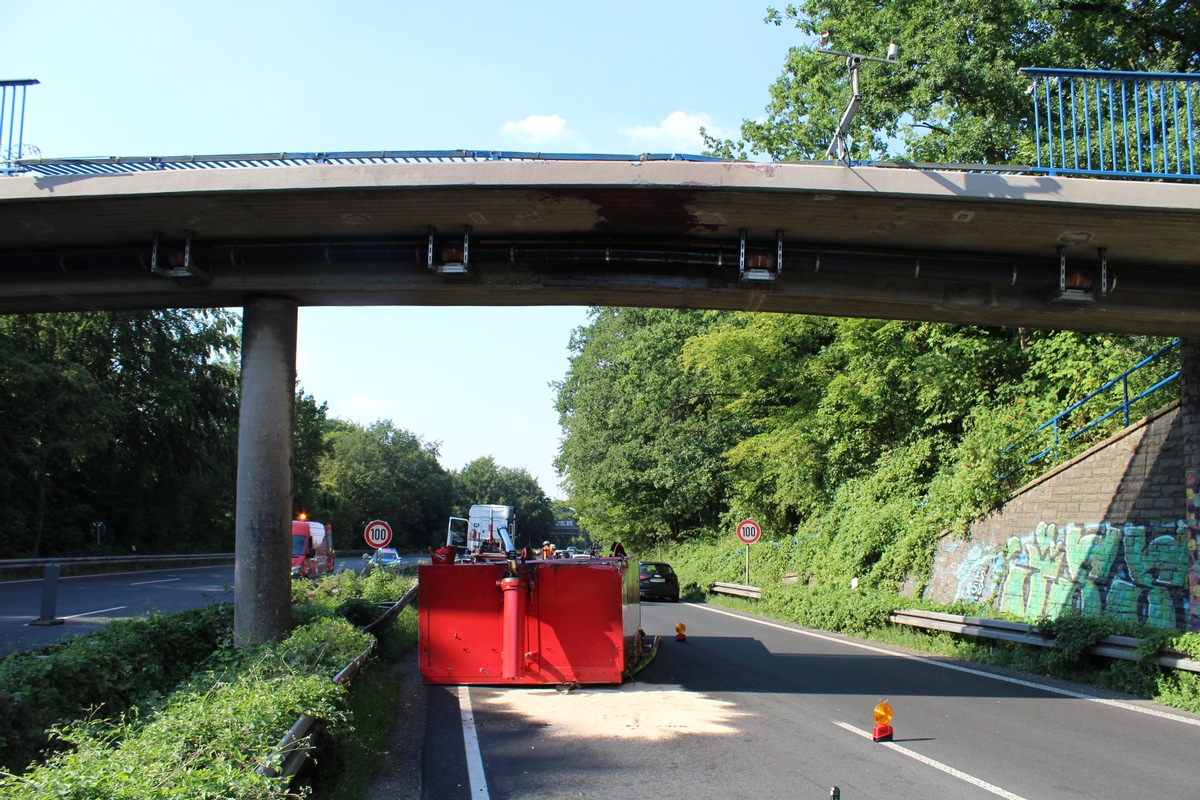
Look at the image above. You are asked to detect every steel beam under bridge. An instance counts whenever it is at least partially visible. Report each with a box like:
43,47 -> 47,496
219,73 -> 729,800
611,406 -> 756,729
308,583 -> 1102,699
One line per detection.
6,157 -> 1200,640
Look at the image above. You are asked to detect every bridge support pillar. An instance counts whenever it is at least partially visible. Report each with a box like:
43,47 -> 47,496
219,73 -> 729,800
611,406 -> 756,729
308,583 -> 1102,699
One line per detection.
1181,338 -> 1200,632
233,296 -> 297,647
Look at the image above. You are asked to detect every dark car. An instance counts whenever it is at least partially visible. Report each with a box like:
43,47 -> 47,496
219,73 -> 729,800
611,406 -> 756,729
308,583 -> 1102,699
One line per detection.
638,561 -> 680,602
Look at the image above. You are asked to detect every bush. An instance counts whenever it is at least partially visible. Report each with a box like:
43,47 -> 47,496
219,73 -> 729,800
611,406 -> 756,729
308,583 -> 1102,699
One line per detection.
0,617 -> 370,800
0,603 -> 233,774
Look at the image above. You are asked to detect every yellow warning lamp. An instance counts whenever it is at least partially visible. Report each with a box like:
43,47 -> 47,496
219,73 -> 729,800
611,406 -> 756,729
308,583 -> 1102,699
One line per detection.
871,700 -> 894,742
675,622 -> 687,642
297,511 -> 308,521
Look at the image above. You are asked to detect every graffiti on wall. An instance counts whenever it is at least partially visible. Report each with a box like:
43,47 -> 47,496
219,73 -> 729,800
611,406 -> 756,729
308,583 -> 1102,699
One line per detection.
1185,472 -> 1200,632
952,521 -> 1192,629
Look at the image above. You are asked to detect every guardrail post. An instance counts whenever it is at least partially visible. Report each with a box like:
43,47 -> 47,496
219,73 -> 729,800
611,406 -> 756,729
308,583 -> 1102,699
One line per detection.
29,563 -> 65,626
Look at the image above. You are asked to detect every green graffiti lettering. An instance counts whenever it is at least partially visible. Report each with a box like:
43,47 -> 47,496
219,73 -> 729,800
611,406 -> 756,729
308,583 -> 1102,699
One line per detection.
1105,578 -> 1141,622
1144,586 -> 1176,629
999,564 -> 1033,617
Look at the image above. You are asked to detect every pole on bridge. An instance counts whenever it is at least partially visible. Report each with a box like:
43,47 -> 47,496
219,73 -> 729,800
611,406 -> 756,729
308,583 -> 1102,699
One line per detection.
1181,338 -> 1200,633
233,297 -> 297,647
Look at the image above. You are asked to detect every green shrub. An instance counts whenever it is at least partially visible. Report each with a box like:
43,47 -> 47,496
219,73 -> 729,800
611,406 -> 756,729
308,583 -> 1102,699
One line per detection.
0,603 -> 233,773
0,617 -> 369,800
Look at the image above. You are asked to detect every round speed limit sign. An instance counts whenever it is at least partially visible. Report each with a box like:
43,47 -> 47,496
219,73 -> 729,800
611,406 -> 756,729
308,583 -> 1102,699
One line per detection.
736,519 -> 762,545
364,519 -> 393,549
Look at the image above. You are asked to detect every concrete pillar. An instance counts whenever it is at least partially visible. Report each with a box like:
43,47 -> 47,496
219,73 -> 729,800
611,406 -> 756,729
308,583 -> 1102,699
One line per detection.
234,297 -> 297,647
1180,337 -> 1200,632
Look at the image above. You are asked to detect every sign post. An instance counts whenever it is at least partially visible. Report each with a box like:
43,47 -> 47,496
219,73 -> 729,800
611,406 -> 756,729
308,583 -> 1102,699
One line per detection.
736,519 -> 762,585
363,519 -> 393,549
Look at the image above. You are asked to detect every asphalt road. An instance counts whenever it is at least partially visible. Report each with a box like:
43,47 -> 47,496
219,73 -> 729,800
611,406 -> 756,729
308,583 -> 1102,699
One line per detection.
0,556 -> 379,658
421,600 -> 1200,800
0,564 -> 237,658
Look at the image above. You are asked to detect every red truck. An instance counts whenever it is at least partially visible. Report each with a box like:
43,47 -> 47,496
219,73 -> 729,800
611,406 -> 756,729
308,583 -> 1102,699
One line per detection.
291,519 -> 335,578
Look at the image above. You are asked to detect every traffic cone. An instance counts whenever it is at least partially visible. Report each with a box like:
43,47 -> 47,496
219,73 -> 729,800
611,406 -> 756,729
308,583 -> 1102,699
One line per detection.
675,622 -> 687,642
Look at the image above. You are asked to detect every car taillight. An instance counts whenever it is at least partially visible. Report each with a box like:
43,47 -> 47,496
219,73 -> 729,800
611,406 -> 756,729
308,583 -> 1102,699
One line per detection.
639,574 -> 649,581
667,575 -> 677,583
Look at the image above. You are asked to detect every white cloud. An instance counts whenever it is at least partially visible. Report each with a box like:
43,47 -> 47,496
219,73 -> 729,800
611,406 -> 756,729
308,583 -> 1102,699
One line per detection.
621,111 -> 724,153
502,114 -> 569,145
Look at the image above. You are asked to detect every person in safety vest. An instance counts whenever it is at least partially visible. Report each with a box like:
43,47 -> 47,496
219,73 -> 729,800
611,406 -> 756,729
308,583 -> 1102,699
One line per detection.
541,540 -> 554,559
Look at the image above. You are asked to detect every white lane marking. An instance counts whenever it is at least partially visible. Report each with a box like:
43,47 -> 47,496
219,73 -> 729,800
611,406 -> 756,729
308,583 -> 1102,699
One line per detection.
458,686 -> 490,797
62,605 -> 127,619
3,564 -> 232,585
834,721 -> 1030,799
129,577 -> 181,586
696,604 -> 1200,728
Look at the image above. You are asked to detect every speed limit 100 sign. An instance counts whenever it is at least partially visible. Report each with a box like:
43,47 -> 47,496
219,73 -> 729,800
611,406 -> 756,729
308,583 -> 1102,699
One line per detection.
364,519 -> 393,549
736,519 -> 762,545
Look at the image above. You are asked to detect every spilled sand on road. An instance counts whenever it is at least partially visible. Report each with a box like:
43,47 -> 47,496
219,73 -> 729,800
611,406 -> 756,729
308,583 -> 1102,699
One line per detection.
479,687 -> 747,741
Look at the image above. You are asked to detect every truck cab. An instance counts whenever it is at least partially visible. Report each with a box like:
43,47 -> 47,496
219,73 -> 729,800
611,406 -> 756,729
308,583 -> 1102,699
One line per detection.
291,519 -> 335,578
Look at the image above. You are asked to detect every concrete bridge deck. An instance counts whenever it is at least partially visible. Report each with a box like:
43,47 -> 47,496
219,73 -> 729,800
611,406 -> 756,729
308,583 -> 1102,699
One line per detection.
2,158 -> 1199,334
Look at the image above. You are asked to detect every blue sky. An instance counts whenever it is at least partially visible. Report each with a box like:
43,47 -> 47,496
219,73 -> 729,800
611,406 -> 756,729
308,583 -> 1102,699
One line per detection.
4,1 -> 798,498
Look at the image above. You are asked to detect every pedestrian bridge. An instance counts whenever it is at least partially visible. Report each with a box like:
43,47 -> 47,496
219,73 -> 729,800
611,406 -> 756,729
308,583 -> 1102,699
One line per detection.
2,152 -> 1200,336
4,65 -> 1200,639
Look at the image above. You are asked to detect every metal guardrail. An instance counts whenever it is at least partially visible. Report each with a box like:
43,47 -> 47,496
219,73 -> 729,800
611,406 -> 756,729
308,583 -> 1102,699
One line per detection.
261,582 -> 419,784
1020,67 -> 1200,181
712,581 -> 763,599
0,554 -> 232,573
11,149 -> 727,176
998,338 -> 1180,479
889,608 -> 1200,673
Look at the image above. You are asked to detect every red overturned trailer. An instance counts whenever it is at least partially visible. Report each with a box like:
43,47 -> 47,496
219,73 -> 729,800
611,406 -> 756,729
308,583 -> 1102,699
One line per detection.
418,506 -> 650,685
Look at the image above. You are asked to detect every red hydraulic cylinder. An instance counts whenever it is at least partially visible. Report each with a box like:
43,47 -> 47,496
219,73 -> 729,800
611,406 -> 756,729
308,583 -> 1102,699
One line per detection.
498,576 -> 528,680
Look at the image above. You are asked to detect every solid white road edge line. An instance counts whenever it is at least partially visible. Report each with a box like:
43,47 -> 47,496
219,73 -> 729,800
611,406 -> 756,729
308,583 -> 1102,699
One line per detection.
696,604 -> 1200,728
129,577 -> 181,585
458,686 -> 491,798
833,721 -> 1030,800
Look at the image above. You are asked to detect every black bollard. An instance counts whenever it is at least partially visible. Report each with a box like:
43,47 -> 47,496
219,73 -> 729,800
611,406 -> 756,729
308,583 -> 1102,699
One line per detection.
830,788 -> 841,799
29,564 -> 65,626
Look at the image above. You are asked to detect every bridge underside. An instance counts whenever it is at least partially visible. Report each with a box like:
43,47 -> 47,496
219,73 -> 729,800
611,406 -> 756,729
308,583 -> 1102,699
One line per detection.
2,160 -> 1199,335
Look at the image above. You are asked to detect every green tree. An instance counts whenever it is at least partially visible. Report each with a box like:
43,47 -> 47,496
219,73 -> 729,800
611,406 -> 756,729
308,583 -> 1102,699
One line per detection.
318,420 -> 453,551
0,340 -> 117,556
705,2 -> 1200,164
293,387 -> 332,520
554,308 -> 741,551
452,456 -> 556,550
0,310 -> 240,556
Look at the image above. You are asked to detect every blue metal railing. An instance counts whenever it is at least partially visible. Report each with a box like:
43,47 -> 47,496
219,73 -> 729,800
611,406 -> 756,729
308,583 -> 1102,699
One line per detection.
1,79 -> 38,176
1020,67 -> 1200,181
1000,339 -> 1181,479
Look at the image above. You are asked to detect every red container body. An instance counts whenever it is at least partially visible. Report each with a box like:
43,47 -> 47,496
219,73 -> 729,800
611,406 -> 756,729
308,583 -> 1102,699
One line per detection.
419,558 -> 639,685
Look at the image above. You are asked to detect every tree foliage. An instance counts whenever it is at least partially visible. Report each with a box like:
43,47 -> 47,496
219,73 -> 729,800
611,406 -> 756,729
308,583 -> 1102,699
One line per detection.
704,1 -> 1200,163
451,456 -> 557,549
554,308 -> 745,551
317,421 -> 453,552
555,306 -> 1174,584
0,310 -> 239,556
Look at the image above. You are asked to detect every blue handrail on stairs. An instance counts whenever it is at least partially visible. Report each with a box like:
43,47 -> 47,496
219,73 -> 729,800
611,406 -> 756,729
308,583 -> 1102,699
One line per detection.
999,339 -> 1181,479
